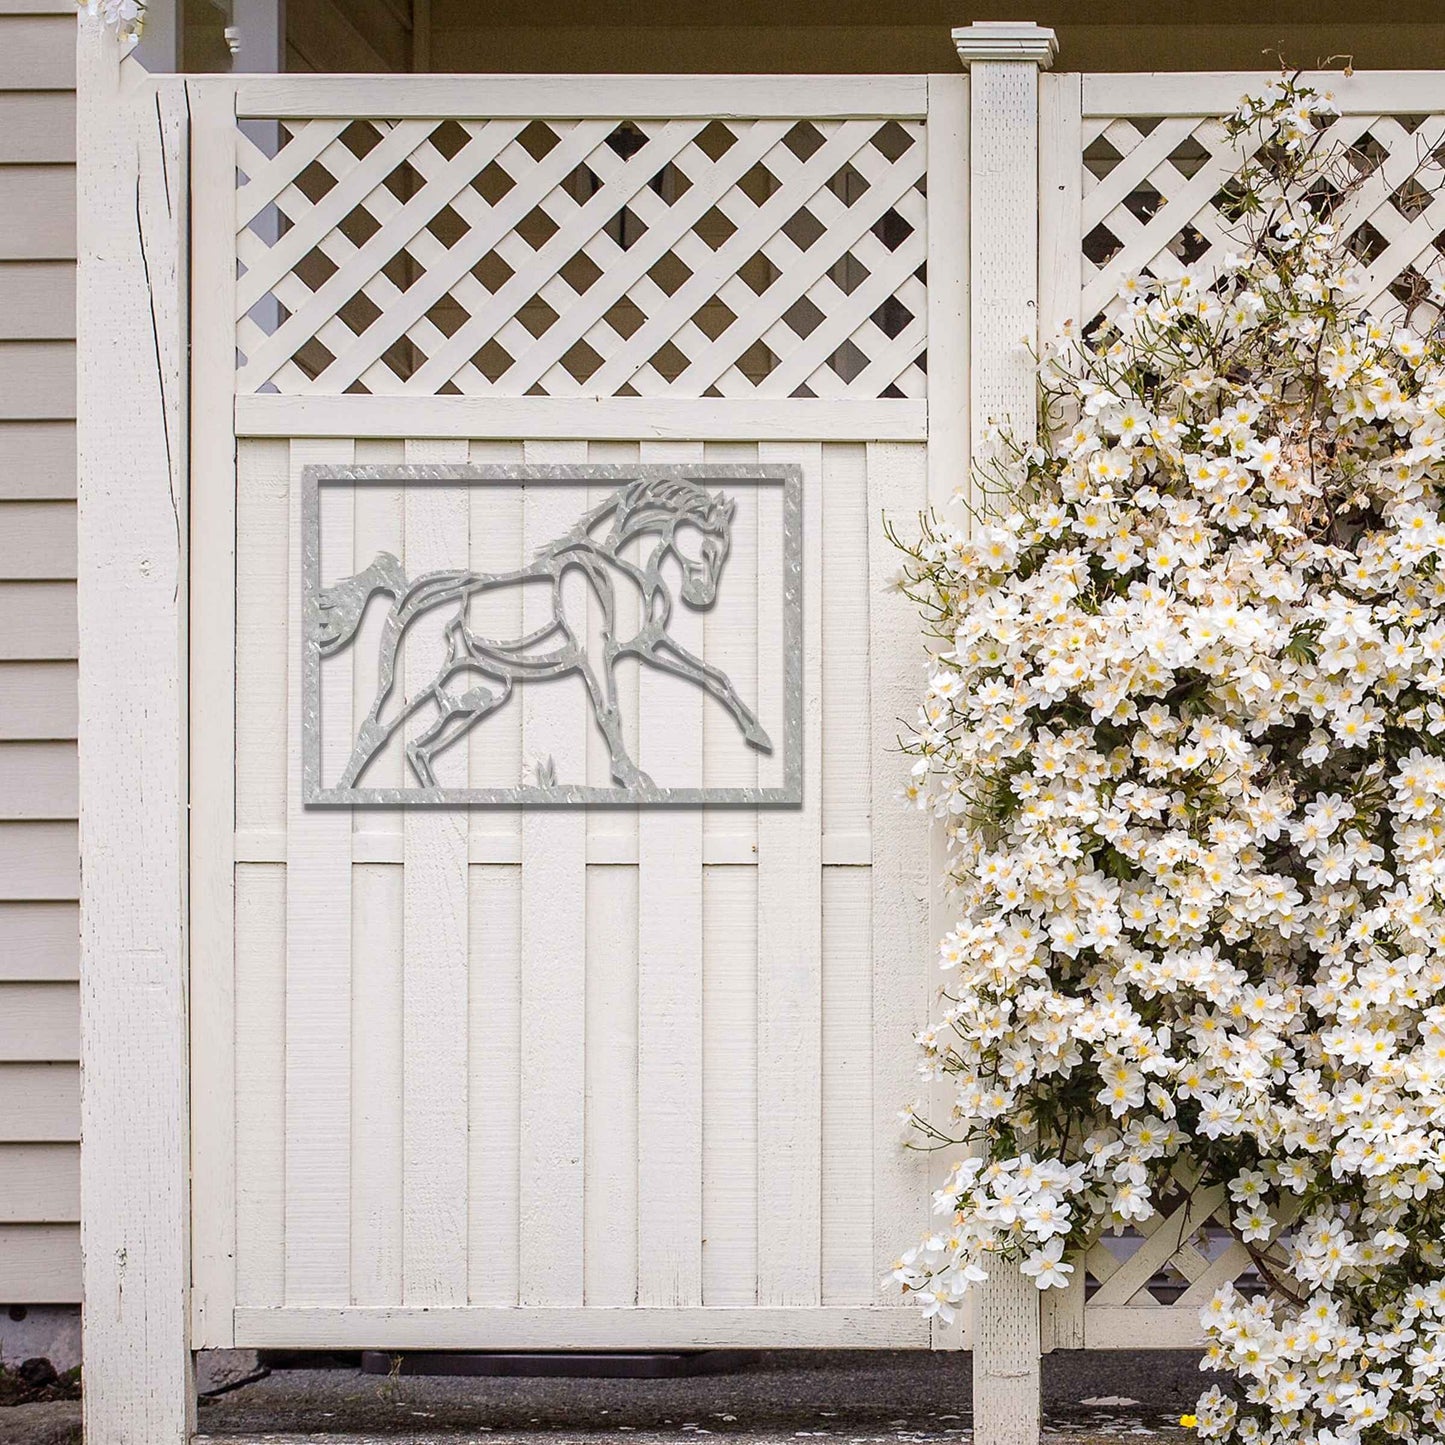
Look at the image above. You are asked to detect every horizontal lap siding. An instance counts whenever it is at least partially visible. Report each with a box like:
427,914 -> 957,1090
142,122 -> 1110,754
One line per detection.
226,435 -> 929,1341
0,0 -> 78,1302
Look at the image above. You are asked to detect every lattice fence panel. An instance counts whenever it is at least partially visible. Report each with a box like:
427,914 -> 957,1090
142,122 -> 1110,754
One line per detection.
1069,1148 -> 1303,1349
1079,108 -> 1445,332
233,115 -> 928,399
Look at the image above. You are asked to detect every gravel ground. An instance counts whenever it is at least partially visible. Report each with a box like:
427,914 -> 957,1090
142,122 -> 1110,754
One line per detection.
0,1350 -> 1212,1444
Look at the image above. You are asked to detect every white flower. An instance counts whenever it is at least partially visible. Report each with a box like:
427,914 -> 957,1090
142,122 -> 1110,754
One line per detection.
1019,1237 -> 1074,1289
893,75 -> 1445,1445
80,0 -> 144,39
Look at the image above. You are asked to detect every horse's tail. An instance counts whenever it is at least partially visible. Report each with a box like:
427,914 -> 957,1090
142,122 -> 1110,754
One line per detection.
311,551 -> 408,656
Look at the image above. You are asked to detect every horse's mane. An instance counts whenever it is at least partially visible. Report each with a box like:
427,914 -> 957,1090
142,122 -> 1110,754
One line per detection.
538,476 -> 734,562
610,476 -> 734,546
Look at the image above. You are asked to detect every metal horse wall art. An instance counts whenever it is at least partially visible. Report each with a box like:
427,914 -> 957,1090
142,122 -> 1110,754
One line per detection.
301,464 -> 803,806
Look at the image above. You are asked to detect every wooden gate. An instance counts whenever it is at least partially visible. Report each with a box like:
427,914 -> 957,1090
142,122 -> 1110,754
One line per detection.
185,72 -> 967,1352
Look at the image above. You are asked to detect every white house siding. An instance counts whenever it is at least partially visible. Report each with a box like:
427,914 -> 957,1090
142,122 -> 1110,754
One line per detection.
0,0 -> 80,1304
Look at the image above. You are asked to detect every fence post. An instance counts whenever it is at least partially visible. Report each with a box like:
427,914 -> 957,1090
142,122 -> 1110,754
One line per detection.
951,19 -> 1058,1445
77,17 -> 195,1443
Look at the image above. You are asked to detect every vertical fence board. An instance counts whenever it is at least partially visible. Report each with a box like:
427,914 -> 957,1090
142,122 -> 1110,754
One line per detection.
400,437 -> 470,1306
1039,72 -> 1084,349
700,439 -> 760,1307
468,863 -> 523,1305
77,41 -> 194,1438
517,438 -> 588,1306
284,437 -> 354,1304
864,441 -> 933,1317
956,20 -> 1054,1427
348,441 -> 405,1306
188,74 -> 240,1349
755,439 -> 823,1306
466,440 -> 526,1307
819,443 -> 873,1306
234,437 -> 290,1310
583,862 -> 639,1306
234,864 -> 286,1307
351,862 -> 403,1304
637,438 -> 705,1307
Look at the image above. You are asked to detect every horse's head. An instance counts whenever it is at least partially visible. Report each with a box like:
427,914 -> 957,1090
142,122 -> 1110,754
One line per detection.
673,497 -> 734,607
612,477 -> 736,608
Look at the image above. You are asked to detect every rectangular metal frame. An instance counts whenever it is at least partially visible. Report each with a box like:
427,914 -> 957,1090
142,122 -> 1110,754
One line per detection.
302,462 -> 803,806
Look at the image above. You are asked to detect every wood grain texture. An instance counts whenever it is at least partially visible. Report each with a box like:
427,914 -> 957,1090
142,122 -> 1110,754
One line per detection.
401,436 -> 470,1307
755,440 -> 824,1307
188,76 -> 242,1347
517,439 -> 588,1308
234,73 -> 929,119
234,865 -> 286,1310
468,864 -> 523,1306
76,40 -> 193,1438
962,39 -> 1046,1434
701,864 -> 757,1306
232,439 -> 289,1317
232,1303 -> 933,1350
636,439 -> 704,1308
237,395 -> 926,442
864,442 -> 932,1318
582,862 -> 638,1306
283,437 -> 354,1306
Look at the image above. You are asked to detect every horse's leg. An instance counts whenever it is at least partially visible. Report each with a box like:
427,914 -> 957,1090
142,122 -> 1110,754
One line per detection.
551,560 -> 653,791
405,672 -> 513,788
631,637 -> 773,752
338,613 -> 410,789
576,651 -> 652,790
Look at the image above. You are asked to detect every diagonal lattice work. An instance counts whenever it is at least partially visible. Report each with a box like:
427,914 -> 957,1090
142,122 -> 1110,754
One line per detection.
1079,108 -> 1445,331
1065,1165 -> 1303,1348
233,115 -> 928,400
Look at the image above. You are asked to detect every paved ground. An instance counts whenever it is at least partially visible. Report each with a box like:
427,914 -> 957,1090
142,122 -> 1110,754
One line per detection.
1,1349 -> 1209,1444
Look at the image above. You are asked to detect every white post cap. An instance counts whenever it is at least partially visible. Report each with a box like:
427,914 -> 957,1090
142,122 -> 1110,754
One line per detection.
952,20 -> 1058,69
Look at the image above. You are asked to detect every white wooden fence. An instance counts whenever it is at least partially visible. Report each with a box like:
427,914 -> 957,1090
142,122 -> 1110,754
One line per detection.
186,71 -> 960,1356
76,13 -> 1445,1441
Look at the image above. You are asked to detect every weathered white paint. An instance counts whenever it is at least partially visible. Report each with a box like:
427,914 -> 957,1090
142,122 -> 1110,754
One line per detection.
184,71 -> 947,1357
200,436 -> 935,1347
954,18 -> 1055,1445
234,72 -> 930,119
76,18 -> 193,1443
237,396 -> 927,441
188,74 -> 241,1350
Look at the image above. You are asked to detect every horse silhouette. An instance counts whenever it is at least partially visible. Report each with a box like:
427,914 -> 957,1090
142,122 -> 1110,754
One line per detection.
310,474 -> 773,792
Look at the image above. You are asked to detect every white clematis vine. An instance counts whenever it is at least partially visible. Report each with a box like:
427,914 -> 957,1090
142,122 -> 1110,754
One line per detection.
892,76 -> 1445,1445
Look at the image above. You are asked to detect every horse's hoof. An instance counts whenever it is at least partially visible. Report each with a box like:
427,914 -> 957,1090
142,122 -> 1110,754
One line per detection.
406,745 -> 437,789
